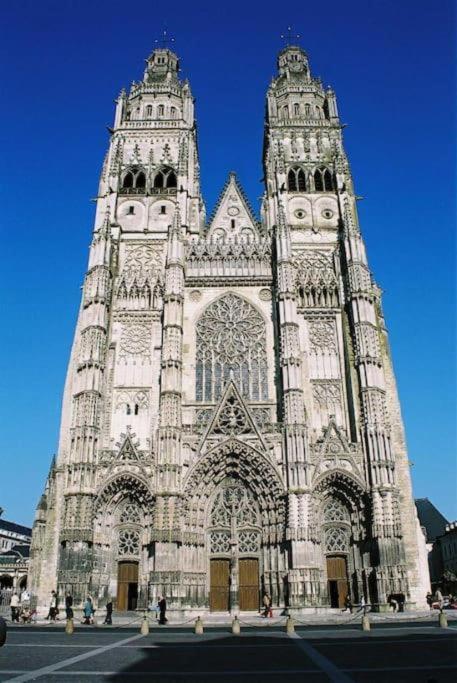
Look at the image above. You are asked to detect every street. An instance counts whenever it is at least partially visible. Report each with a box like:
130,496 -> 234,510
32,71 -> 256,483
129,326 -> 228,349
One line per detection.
0,620 -> 456,682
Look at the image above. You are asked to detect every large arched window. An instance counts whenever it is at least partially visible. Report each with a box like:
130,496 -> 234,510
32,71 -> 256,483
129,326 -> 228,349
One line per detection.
196,293 -> 268,402
287,166 -> 307,192
153,166 -> 177,190
121,167 -> 147,192
314,167 -> 334,192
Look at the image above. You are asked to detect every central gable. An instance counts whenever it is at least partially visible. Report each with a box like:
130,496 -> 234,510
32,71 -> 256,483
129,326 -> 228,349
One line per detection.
207,172 -> 260,241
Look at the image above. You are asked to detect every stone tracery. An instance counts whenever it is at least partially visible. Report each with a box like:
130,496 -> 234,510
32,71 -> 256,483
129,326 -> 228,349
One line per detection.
196,294 -> 268,402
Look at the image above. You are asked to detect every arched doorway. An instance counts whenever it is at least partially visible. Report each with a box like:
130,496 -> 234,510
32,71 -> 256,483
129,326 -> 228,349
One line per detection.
208,478 -> 261,612
322,499 -> 351,608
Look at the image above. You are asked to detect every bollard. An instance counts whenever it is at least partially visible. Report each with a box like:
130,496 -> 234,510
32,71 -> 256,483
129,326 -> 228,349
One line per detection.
362,614 -> 370,631
232,616 -> 240,635
439,611 -> 448,629
65,618 -> 74,635
141,613 -> 150,635
286,616 -> 295,634
194,616 -> 204,634
0,616 -> 7,647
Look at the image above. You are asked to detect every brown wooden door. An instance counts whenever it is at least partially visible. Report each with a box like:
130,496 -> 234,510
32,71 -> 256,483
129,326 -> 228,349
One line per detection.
210,559 -> 230,612
239,558 -> 259,611
326,555 -> 348,608
117,562 -> 138,611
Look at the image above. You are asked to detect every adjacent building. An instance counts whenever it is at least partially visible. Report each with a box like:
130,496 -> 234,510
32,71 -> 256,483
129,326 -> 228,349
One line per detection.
29,43 -> 429,614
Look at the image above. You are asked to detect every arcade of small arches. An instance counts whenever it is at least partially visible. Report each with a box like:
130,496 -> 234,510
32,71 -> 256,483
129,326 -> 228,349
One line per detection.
287,165 -> 334,193
120,165 -> 177,194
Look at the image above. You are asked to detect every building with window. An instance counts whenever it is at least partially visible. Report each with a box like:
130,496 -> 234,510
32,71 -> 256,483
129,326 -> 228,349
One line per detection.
0,511 -> 32,607
29,44 -> 429,614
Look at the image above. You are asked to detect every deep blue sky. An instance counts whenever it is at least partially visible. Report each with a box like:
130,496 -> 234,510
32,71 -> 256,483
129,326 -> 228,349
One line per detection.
1,0 -> 455,526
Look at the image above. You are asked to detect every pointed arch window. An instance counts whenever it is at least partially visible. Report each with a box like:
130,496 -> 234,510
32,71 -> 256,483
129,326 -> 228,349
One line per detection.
195,294 -> 268,402
294,103 -> 300,116
121,167 -> 147,193
170,106 -> 177,119
314,166 -> 334,192
146,104 -> 153,118
305,103 -> 311,117
287,166 -> 307,192
153,166 -> 177,190
157,104 -> 164,117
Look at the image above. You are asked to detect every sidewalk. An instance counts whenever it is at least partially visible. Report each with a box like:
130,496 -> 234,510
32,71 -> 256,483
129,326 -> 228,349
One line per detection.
15,608 -> 457,629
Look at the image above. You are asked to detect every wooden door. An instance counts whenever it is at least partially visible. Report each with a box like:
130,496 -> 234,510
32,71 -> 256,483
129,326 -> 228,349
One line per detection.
326,555 -> 348,608
210,559 -> 230,612
117,562 -> 138,611
239,558 -> 259,611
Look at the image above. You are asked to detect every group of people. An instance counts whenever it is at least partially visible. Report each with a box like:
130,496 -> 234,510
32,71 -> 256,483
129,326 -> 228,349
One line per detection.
427,589 -> 457,610
9,588 -> 34,623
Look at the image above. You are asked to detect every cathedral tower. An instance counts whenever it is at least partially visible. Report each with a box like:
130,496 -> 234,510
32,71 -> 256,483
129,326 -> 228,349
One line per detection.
29,43 -> 429,613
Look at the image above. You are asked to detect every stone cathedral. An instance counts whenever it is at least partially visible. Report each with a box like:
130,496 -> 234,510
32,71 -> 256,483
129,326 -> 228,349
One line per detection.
29,43 -> 429,614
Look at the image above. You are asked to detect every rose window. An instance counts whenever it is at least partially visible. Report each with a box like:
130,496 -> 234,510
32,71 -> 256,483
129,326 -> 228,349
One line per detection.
118,529 -> 140,556
196,294 -> 267,401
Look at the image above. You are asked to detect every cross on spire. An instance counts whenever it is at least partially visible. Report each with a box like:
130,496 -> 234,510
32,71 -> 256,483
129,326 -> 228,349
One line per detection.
280,26 -> 301,46
155,29 -> 175,49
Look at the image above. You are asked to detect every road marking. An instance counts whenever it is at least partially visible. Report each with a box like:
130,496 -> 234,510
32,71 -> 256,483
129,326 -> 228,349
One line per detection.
289,632 -> 355,683
3,633 -> 146,682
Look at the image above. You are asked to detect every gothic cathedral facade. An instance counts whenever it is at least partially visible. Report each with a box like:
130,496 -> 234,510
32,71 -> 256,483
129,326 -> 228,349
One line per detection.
29,45 -> 429,613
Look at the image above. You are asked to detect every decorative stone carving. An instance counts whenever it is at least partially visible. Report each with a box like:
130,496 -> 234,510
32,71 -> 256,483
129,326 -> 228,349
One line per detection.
259,288 -> 272,301
196,294 -> 267,402
189,290 -> 202,302
119,322 -> 151,361
308,320 -> 337,352
118,529 -> 140,556
294,250 -> 339,308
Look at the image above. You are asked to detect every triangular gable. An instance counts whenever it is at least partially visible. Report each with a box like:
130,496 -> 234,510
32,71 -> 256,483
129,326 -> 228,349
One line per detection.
207,172 -> 261,241
114,428 -> 142,463
200,381 -> 265,447
318,417 -> 353,456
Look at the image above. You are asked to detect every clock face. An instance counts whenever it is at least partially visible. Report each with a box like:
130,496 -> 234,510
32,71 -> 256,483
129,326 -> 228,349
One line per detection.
227,206 -> 240,217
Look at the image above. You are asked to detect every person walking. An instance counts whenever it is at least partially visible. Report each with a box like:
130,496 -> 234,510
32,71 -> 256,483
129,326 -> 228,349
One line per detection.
342,594 -> 353,613
435,588 -> 444,610
426,592 -> 433,610
262,593 -> 273,618
49,591 -> 58,621
158,596 -> 167,625
65,592 -> 73,620
82,597 -> 93,625
10,593 -> 20,623
103,600 -> 113,625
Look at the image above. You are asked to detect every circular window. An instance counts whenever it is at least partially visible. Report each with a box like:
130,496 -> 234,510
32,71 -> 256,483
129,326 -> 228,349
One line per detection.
227,206 -> 240,217
322,209 -> 334,219
294,209 -> 306,219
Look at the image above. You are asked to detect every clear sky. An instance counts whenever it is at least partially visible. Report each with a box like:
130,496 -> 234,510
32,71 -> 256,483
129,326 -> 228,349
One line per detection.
1,0 -> 455,526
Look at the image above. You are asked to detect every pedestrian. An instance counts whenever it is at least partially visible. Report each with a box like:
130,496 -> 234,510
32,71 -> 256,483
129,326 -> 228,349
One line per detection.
20,588 -> 30,607
65,592 -> 73,620
49,591 -> 58,621
435,588 -> 444,610
158,595 -> 167,625
262,592 -> 273,618
10,593 -> 20,623
103,600 -> 113,625
388,594 -> 398,612
82,596 -> 93,625
358,595 -> 366,613
426,592 -> 433,610
342,594 -> 353,613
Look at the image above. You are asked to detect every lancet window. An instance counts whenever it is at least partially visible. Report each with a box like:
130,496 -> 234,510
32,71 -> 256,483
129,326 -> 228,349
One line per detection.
322,498 -> 351,554
153,166 -> 177,190
195,294 -> 268,402
121,167 -> 147,193
314,166 -> 334,192
288,166 -> 307,192
208,480 -> 261,555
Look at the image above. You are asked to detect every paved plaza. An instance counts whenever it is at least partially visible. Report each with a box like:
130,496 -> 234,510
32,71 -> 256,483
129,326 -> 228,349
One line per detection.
0,618 -> 456,682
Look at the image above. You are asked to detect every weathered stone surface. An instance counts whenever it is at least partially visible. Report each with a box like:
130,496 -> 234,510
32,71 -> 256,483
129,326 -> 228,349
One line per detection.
29,45 -> 429,614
